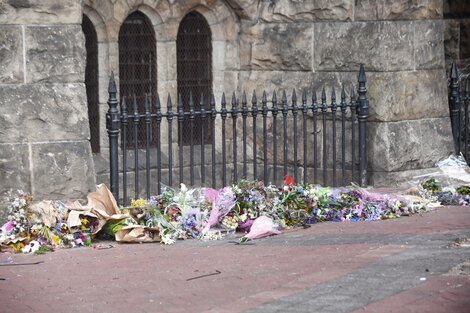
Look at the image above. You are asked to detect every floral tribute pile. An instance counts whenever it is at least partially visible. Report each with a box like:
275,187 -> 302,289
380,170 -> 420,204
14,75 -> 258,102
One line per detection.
0,176 -> 464,253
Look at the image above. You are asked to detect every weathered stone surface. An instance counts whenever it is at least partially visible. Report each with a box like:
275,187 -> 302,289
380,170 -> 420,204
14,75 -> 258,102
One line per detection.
240,23 -> 313,71
259,0 -> 353,22
444,20 -> 459,62
368,118 -> 453,172
0,143 -> 31,199
238,71 -> 314,93
414,20 -> 445,69
26,26 -> 85,83
355,0 -> 442,21
0,0 -> 82,24
369,167 -> 439,188
31,141 -> 96,200
0,83 -> 89,143
367,70 -> 448,122
314,22 -> 414,72
0,26 -> 23,84
311,69 -> 448,123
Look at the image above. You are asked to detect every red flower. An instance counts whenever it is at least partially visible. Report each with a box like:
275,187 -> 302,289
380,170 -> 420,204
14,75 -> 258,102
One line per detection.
284,175 -> 296,186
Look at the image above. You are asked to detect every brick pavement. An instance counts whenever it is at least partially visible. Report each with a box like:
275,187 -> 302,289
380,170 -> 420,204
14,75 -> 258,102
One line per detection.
0,205 -> 469,313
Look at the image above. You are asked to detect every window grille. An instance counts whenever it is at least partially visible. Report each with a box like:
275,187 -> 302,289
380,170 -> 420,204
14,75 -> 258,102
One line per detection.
118,11 -> 157,148
177,11 -> 213,145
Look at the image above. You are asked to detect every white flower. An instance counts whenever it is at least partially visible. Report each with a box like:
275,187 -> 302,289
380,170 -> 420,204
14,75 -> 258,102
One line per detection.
180,183 -> 188,193
22,240 -> 41,253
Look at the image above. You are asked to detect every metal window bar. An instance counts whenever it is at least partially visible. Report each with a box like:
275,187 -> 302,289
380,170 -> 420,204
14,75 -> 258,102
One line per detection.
107,66 -> 369,204
118,11 -> 157,149
177,11 -> 213,146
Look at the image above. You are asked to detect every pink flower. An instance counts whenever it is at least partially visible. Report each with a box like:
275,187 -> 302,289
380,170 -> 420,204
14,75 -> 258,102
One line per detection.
1,221 -> 13,233
243,216 -> 281,241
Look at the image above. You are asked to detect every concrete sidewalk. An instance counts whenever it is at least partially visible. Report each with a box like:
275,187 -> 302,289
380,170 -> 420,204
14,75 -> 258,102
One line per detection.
0,205 -> 469,313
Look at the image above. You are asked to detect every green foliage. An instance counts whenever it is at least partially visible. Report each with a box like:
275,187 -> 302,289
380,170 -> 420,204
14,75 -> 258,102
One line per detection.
421,178 -> 441,193
456,185 -> 470,195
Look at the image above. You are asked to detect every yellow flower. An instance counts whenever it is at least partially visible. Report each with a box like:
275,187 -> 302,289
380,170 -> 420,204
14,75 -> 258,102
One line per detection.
51,234 -> 60,246
131,198 -> 147,207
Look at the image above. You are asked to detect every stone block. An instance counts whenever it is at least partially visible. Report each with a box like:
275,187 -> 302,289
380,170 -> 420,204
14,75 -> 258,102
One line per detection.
31,141 -> 96,200
26,26 -> 85,83
0,26 -> 23,84
355,0 -> 442,21
0,0 -> 82,24
314,22 -> 414,72
0,83 -> 89,143
367,70 -> 448,122
259,0 -> 353,22
368,118 -> 453,172
238,71 -> 314,94
368,167 -> 439,188
0,143 -> 31,199
414,20 -> 445,69
240,23 -> 313,71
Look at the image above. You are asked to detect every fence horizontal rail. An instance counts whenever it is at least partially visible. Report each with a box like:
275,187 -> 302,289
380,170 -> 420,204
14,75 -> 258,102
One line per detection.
106,65 -> 369,205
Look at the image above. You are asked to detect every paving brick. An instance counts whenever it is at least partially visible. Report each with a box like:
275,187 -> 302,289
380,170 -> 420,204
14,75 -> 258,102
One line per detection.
0,206 -> 469,312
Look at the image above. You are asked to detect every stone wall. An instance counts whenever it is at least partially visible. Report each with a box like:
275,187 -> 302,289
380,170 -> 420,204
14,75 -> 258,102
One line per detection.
238,0 -> 452,186
83,0 -> 452,188
0,0 -> 96,218
0,0 -> 454,214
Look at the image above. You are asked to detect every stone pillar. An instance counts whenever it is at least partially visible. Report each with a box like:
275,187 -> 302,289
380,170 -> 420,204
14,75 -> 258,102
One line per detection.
0,0 -> 96,217
352,0 -> 452,186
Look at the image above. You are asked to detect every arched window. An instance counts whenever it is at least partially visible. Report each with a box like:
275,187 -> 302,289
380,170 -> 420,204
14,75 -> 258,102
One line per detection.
118,11 -> 157,148
177,11 -> 213,145
82,14 -> 100,153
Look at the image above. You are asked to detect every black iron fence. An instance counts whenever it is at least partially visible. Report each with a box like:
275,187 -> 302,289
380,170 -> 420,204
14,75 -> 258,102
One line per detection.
106,66 -> 369,205
448,62 -> 470,161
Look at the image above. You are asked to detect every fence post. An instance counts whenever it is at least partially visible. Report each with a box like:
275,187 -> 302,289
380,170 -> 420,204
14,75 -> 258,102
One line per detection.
357,64 -> 369,187
106,72 -> 120,201
449,62 -> 461,155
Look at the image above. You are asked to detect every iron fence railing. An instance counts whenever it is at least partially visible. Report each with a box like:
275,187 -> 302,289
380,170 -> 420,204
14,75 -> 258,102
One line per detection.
448,62 -> 470,161
106,65 -> 369,205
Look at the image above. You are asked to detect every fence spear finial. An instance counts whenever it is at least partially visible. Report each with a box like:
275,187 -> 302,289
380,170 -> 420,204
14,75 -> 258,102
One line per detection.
108,71 -> 117,94
451,61 -> 458,79
358,64 -> 366,83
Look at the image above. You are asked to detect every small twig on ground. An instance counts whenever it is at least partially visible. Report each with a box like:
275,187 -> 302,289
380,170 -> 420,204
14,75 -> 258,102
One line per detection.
228,241 -> 255,245
0,261 -> 44,266
97,244 -> 115,250
186,270 -> 221,281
